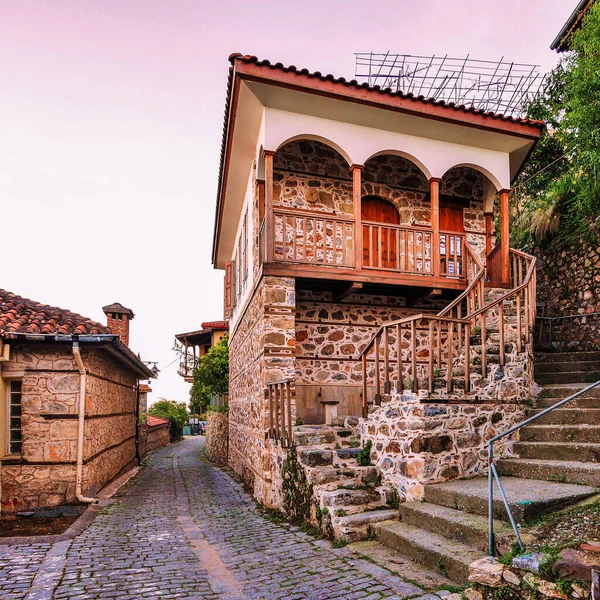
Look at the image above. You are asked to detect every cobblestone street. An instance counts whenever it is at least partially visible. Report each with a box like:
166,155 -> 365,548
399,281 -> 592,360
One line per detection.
1,437 -> 443,600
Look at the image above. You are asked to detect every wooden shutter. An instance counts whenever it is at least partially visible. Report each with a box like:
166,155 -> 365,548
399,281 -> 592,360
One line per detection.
224,261 -> 233,318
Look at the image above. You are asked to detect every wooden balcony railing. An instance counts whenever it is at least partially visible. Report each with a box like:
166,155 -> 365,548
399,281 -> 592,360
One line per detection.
440,232 -> 466,278
272,208 -> 355,267
266,380 -> 294,447
362,222 -> 432,274
486,243 -> 503,284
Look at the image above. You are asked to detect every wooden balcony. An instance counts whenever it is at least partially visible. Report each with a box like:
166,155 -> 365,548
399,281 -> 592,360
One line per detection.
260,208 -> 470,291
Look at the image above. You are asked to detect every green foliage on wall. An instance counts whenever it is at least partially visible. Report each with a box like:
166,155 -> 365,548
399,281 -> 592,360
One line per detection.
512,3 -> 600,248
148,399 -> 189,441
282,446 -> 314,525
190,335 -> 229,414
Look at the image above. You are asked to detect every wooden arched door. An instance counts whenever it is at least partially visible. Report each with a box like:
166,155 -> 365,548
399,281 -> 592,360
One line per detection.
361,196 -> 400,269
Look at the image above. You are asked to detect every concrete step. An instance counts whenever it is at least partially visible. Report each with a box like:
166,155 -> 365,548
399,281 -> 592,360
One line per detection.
423,476 -> 595,523
536,361 -> 600,374
373,520 -> 482,583
535,371 -> 600,385
539,383 -> 600,399
334,509 -> 398,543
536,352 -> 600,365
520,424 -> 600,443
399,501 -> 531,554
527,408 -> 600,425
514,441 -> 600,462
536,393 -> 600,409
319,488 -> 385,515
497,458 -> 600,487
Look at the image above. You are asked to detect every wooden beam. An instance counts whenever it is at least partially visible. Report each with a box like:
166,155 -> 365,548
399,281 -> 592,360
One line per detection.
430,178 -> 441,279
484,212 -> 493,258
499,189 -> 510,285
351,165 -> 364,270
265,151 -> 275,263
333,282 -> 363,303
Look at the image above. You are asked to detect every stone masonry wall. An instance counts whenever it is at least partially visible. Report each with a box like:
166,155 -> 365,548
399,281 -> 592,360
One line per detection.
205,411 -> 229,465
228,276 -> 295,508
535,237 -> 600,350
361,389 -> 527,502
145,424 -> 169,454
0,344 -> 138,513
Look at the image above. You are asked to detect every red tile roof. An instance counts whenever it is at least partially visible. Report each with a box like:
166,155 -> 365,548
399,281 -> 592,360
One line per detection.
201,320 -> 229,330
139,384 -> 152,393
147,415 -> 169,428
0,289 -> 110,336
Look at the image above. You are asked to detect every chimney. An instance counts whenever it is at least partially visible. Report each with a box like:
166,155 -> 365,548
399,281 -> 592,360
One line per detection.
102,302 -> 135,346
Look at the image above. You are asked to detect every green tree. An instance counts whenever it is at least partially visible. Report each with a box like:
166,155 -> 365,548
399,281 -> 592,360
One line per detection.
513,2 -> 600,247
148,399 -> 189,441
190,335 -> 229,414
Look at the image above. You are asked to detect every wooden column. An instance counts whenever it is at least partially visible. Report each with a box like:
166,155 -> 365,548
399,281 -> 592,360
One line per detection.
265,151 -> 275,263
430,178 -> 442,279
484,212 -> 493,258
351,165 -> 364,270
499,189 -> 510,285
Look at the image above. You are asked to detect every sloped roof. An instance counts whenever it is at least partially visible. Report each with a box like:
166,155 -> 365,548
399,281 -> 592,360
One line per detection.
147,415 -> 169,428
0,289 -> 110,336
551,0 -> 595,52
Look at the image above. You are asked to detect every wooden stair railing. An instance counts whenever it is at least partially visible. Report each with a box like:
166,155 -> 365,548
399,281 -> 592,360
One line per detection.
265,380 -> 294,447
358,244 -> 537,415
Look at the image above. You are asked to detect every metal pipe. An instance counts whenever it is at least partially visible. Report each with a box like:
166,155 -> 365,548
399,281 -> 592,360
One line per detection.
491,463 -> 524,550
72,342 -> 98,505
488,444 -> 495,556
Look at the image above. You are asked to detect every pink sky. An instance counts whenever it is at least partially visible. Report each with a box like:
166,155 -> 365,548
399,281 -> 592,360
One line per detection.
0,0 -> 572,404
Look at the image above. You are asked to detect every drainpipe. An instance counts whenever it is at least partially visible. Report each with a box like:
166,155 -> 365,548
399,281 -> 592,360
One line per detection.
72,341 -> 97,504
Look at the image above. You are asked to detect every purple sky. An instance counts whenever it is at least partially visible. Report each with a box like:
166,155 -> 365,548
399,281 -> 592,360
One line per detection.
1,0 -> 572,404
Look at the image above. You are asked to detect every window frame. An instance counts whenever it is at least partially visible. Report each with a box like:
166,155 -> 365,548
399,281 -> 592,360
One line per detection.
6,379 -> 23,456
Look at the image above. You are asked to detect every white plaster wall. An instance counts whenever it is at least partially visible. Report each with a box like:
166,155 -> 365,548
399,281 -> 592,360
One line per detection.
264,108 -> 510,192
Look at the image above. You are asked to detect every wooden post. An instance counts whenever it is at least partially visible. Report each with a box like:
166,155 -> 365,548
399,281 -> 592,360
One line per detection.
362,354 -> 368,418
265,151 -> 275,263
484,212 -> 493,258
374,335 -> 381,404
428,320 -> 434,394
430,178 -> 441,279
411,320 -> 417,392
351,165 -> 364,270
500,189 -> 510,285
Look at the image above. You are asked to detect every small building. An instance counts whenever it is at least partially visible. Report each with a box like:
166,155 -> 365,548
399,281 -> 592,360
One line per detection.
0,290 -> 153,514
175,320 -> 229,382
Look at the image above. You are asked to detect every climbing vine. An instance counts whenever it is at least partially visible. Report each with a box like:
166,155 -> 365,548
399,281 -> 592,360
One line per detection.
282,446 -> 314,524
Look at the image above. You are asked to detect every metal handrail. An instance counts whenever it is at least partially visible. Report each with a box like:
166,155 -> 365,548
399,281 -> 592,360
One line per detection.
537,313 -> 600,349
487,379 -> 600,555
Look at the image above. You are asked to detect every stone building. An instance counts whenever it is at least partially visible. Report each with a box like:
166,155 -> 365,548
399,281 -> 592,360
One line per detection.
0,290 -> 154,514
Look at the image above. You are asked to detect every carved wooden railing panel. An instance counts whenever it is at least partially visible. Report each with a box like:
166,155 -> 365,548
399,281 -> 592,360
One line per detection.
362,222 -> 432,274
266,380 -> 294,447
272,209 -> 355,267
440,232 -> 466,278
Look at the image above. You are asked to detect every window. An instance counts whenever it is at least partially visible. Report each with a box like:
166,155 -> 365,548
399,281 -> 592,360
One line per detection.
8,380 -> 22,455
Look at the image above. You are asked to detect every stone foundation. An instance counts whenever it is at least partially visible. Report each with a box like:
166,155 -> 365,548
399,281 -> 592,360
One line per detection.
206,411 -> 229,465
361,388 -> 527,502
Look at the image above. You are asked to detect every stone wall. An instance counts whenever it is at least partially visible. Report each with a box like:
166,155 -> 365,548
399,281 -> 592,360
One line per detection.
228,275 -> 295,507
0,344 -> 139,513
361,389 -> 527,502
535,238 -> 600,350
146,423 -> 169,454
205,410 -> 229,465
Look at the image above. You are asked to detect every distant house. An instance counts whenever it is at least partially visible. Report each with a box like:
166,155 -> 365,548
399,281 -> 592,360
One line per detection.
0,290 -> 153,514
175,320 -> 229,382
551,0 -> 595,51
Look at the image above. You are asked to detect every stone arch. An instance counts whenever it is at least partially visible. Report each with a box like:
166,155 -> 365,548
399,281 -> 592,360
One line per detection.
363,149 -> 432,182
441,163 -> 502,213
275,135 -> 352,169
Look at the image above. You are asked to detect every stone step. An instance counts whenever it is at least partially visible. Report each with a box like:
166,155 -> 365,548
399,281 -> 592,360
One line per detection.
399,501 -> 529,554
298,448 -> 334,467
336,448 -> 361,460
497,458 -> 600,487
536,361 -> 600,374
294,427 -> 337,447
514,441 -> 600,462
539,383 -> 600,398
536,352 -> 600,365
520,424 -> 600,443
527,407 -> 600,425
308,466 -> 380,487
334,509 -> 398,543
535,371 -> 600,385
373,520 -> 482,583
319,488 -> 385,515
536,393 -> 600,409
423,476 -> 595,523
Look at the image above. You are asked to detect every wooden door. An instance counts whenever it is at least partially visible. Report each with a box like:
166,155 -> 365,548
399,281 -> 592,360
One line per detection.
361,197 -> 400,269
439,199 -> 465,276
439,204 -> 464,232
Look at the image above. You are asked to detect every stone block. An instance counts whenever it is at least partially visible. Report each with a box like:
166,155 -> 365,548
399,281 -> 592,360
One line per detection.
468,557 -> 503,587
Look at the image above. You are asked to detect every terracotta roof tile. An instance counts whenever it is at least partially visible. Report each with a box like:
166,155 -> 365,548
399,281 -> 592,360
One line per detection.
0,289 -> 110,337
201,320 -> 229,330
139,384 -> 152,393
147,415 -> 169,427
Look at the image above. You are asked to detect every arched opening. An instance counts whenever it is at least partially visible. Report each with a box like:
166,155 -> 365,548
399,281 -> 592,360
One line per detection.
361,196 -> 400,269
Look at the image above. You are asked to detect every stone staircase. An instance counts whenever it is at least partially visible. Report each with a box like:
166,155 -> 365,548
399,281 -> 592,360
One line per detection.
367,351 -> 600,584
294,422 -> 397,541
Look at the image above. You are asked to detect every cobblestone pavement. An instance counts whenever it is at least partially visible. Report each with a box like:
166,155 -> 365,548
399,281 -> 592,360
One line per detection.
0,437 -> 443,600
